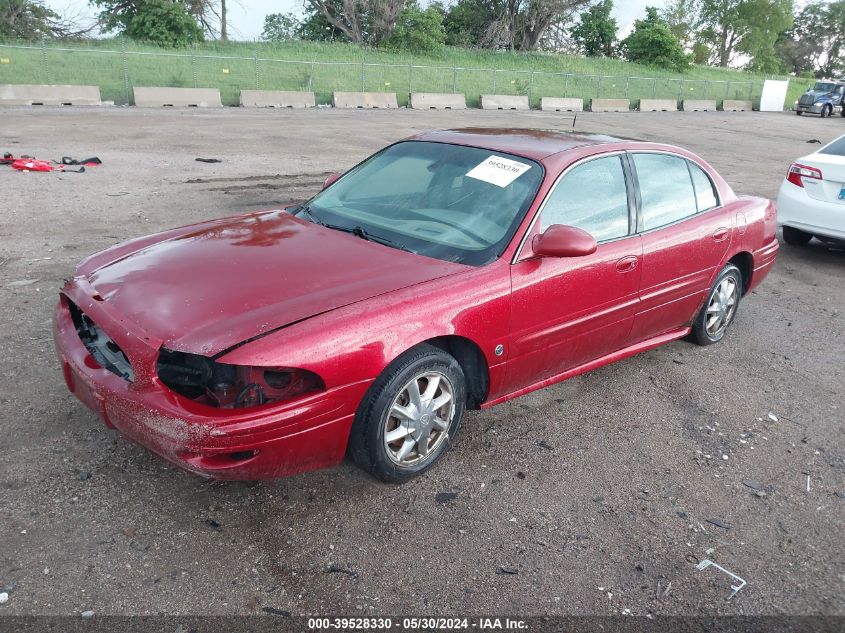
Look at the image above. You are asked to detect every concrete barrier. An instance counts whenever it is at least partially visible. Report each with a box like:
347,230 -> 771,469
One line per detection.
682,100 -> 717,112
480,95 -> 530,110
639,99 -> 678,112
591,99 -> 629,112
722,99 -> 753,111
409,93 -> 467,110
332,92 -> 398,108
0,84 -> 101,106
540,97 -> 583,112
239,90 -> 315,108
133,87 -> 222,107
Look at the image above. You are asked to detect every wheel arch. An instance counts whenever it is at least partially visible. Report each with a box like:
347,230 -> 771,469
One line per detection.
422,335 -> 490,410
728,251 -> 753,295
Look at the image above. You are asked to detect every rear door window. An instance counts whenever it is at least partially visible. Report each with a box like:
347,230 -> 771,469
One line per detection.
689,162 -> 719,211
633,153 -> 698,231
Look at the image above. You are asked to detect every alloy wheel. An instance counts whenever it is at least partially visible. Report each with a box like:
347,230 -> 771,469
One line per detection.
383,371 -> 455,466
705,276 -> 738,338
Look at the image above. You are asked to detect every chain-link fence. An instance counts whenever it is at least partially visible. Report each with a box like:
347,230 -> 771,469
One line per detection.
0,40 -> 767,108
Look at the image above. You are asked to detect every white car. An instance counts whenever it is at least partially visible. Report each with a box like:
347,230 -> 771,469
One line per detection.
777,134 -> 845,245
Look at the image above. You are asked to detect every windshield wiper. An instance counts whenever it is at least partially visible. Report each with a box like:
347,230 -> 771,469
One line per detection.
293,204 -> 323,225
325,223 -> 413,253
294,205 -> 413,253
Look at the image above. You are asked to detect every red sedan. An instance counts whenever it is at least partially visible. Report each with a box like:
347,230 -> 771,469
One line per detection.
53,129 -> 779,482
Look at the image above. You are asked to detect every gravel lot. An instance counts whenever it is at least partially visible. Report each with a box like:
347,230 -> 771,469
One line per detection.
0,107 -> 843,618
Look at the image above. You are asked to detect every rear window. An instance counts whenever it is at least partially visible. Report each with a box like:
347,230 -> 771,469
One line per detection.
819,135 -> 845,156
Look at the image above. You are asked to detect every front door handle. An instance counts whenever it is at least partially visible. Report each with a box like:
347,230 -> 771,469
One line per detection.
616,255 -> 638,273
713,227 -> 730,242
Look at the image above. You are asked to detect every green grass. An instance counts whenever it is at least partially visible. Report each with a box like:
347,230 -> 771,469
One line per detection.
0,37 -> 799,108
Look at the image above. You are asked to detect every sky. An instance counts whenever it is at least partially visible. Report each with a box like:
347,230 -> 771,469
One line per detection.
45,0 -> 668,41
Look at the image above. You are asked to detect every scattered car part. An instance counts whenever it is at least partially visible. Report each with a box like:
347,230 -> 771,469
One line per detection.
695,559 -> 747,600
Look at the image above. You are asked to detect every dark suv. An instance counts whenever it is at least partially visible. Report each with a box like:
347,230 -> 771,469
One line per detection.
795,81 -> 845,117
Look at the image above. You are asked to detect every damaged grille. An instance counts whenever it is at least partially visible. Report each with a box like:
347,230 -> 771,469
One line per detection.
799,95 -> 816,105
68,300 -> 135,381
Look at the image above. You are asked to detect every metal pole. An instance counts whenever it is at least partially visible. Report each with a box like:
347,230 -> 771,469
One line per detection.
452,67 -> 457,93
653,77 -> 657,98
678,79 -> 683,101
309,61 -> 315,93
529,71 -> 534,106
625,76 -> 629,100
493,69 -> 497,93
564,73 -> 569,98
41,36 -> 49,84
408,64 -> 412,96
122,39 -> 130,104
360,62 -> 365,92
191,47 -> 197,88
254,51 -> 260,89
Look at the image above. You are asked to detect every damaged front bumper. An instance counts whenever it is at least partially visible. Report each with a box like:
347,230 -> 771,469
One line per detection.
53,277 -> 367,480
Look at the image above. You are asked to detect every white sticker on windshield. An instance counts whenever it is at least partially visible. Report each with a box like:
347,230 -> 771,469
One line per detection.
466,155 -> 532,188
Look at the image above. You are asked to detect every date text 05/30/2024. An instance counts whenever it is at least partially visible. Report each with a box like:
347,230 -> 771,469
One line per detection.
307,617 -> 528,630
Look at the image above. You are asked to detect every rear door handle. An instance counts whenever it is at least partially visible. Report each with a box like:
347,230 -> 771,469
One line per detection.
616,255 -> 638,273
713,227 -> 730,242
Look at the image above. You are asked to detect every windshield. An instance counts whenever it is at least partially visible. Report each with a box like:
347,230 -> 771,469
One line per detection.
301,141 -> 544,266
812,82 -> 836,92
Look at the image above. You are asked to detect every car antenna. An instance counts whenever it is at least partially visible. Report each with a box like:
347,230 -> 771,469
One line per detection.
570,114 -> 577,132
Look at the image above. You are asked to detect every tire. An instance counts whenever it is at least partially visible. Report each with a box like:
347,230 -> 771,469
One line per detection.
821,105 -> 831,118
691,264 -> 742,346
783,225 -> 812,246
840,107 -> 845,118
796,110 -> 802,116
348,344 -> 466,483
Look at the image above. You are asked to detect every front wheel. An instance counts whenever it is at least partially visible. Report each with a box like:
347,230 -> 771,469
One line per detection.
349,344 -> 466,483
691,264 -> 742,346
821,105 -> 831,118
796,110 -> 802,116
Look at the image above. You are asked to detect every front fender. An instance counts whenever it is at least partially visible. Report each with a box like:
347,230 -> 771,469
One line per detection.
217,259 -> 512,398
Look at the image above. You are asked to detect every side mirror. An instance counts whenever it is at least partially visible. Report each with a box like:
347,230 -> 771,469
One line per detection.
322,172 -> 341,190
532,224 -> 597,258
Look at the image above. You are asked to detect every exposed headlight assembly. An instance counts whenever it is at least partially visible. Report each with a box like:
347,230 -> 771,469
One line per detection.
157,349 -> 323,408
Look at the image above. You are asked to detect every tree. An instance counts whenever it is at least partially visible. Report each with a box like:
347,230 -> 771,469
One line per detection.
1,0 -> 90,38
442,0 -> 492,47
92,0 -> 203,46
696,0 -> 792,68
441,0 -> 588,50
570,0 -> 617,57
382,2 -> 444,53
517,0 -> 591,50
660,0 -> 699,48
776,1 -> 845,77
621,6 -> 690,70
262,11 -> 300,41
296,0 -> 347,40
302,0 -> 406,44
184,0 -> 223,38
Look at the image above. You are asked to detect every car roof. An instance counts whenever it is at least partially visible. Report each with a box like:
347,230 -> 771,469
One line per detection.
409,128 -> 625,161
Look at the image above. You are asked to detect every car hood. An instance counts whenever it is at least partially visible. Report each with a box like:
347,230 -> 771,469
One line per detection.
82,210 -> 468,356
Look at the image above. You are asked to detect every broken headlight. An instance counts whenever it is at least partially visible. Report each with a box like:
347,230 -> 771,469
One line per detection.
156,348 -> 323,408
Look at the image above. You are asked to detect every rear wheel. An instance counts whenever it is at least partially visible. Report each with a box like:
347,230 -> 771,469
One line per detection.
349,344 -> 466,483
691,264 -> 742,346
783,226 -> 813,246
